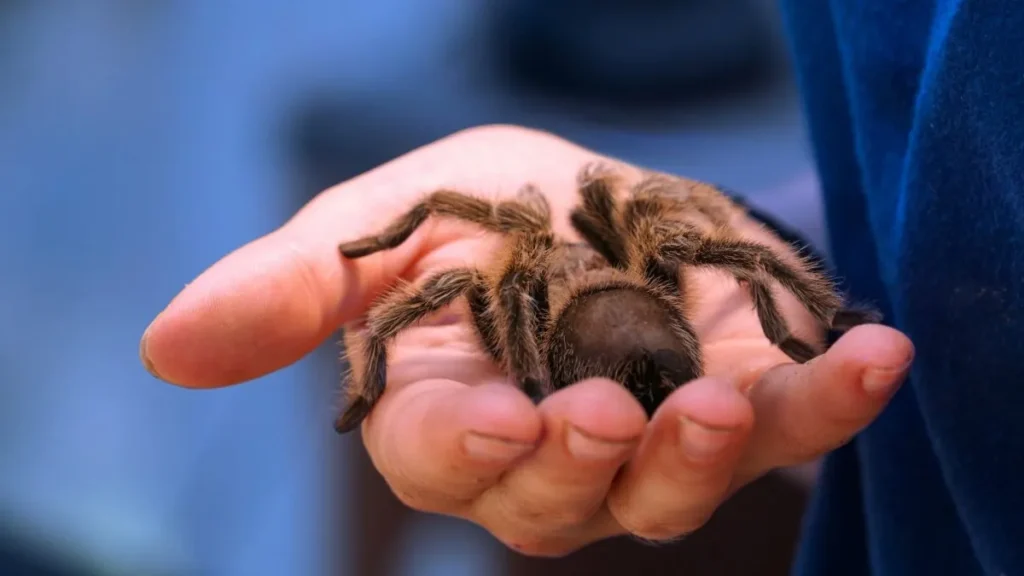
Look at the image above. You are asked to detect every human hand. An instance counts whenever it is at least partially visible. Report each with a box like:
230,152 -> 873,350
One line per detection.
140,125 -> 914,556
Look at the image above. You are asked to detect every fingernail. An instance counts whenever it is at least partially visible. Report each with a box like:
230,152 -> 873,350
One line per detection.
862,364 -> 909,397
139,326 -> 161,379
679,417 -> 734,461
463,432 -> 535,463
566,425 -> 637,461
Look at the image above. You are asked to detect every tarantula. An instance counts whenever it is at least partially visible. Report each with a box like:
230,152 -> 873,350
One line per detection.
332,164 -> 878,434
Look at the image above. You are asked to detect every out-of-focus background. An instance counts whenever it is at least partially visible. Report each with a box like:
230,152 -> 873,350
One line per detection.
0,1 -> 831,575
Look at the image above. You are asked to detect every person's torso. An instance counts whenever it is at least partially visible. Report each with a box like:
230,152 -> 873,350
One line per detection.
779,1 -> 1024,574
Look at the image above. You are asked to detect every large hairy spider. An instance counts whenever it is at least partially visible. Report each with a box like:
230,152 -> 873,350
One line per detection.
333,165 -> 878,434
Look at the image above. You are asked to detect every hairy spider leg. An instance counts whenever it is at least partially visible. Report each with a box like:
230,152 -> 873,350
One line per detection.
628,172 -> 735,228
339,188 -> 556,259
338,190 -> 498,258
569,163 -> 630,267
624,173 -> 881,337
334,268 -> 493,433
614,185 -> 821,363
503,183 -> 552,229
660,232 -> 839,363
492,231 -> 555,402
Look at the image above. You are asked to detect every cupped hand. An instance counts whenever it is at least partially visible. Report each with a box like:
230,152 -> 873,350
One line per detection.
140,125 -> 914,556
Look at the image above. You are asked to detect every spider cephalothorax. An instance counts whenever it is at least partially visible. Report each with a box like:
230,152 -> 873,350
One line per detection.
332,164 -> 878,433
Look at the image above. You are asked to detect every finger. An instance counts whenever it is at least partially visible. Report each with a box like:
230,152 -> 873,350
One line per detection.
738,324 -> 914,478
474,379 -> 646,537
604,377 -> 754,541
362,379 -> 542,514
139,223 -> 425,388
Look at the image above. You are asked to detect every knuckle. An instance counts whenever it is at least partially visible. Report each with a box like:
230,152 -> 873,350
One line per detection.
507,500 -> 595,532
387,481 -> 459,515
629,517 -> 703,542
629,531 -> 692,547
452,123 -> 557,145
480,490 -> 599,538
612,506 -> 710,542
388,483 -> 431,511
491,532 -> 582,558
815,434 -> 855,457
445,124 -> 575,161
782,427 -> 841,463
542,505 -> 600,529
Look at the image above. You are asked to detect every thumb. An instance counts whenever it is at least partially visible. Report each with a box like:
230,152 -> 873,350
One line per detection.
140,195 -> 425,389
737,324 -> 914,478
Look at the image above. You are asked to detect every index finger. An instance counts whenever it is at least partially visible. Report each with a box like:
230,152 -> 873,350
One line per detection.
139,126 -> 609,388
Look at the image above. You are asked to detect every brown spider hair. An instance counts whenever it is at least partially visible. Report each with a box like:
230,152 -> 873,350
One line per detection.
332,164 -> 879,433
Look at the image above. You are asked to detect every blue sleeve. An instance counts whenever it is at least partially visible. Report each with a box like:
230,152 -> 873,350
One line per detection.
779,1 -> 1024,575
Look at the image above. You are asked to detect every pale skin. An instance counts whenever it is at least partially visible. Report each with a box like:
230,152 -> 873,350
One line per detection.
140,125 -> 914,556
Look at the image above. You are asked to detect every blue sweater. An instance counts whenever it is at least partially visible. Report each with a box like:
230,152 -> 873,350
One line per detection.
780,1 -> 1024,575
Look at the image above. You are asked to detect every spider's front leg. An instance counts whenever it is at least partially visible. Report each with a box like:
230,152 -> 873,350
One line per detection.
338,190 -> 499,258
491,231 -> 555,403
339,187 -> 554,259
569,163 -> 630,267
335,268 -> 491,434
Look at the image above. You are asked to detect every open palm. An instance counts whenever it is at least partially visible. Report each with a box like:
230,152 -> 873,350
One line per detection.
141,125 -> 913,555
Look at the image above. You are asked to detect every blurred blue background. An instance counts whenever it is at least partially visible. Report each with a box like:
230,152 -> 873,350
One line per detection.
0,1 -> 826,575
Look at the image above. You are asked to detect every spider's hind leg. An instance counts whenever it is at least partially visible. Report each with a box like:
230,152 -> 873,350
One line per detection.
740,271 -> 820,363
335,268 -> 487,433
664,233 -> 841,363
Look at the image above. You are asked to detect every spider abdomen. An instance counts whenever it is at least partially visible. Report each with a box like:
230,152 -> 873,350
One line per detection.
546,283 -> 703,416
